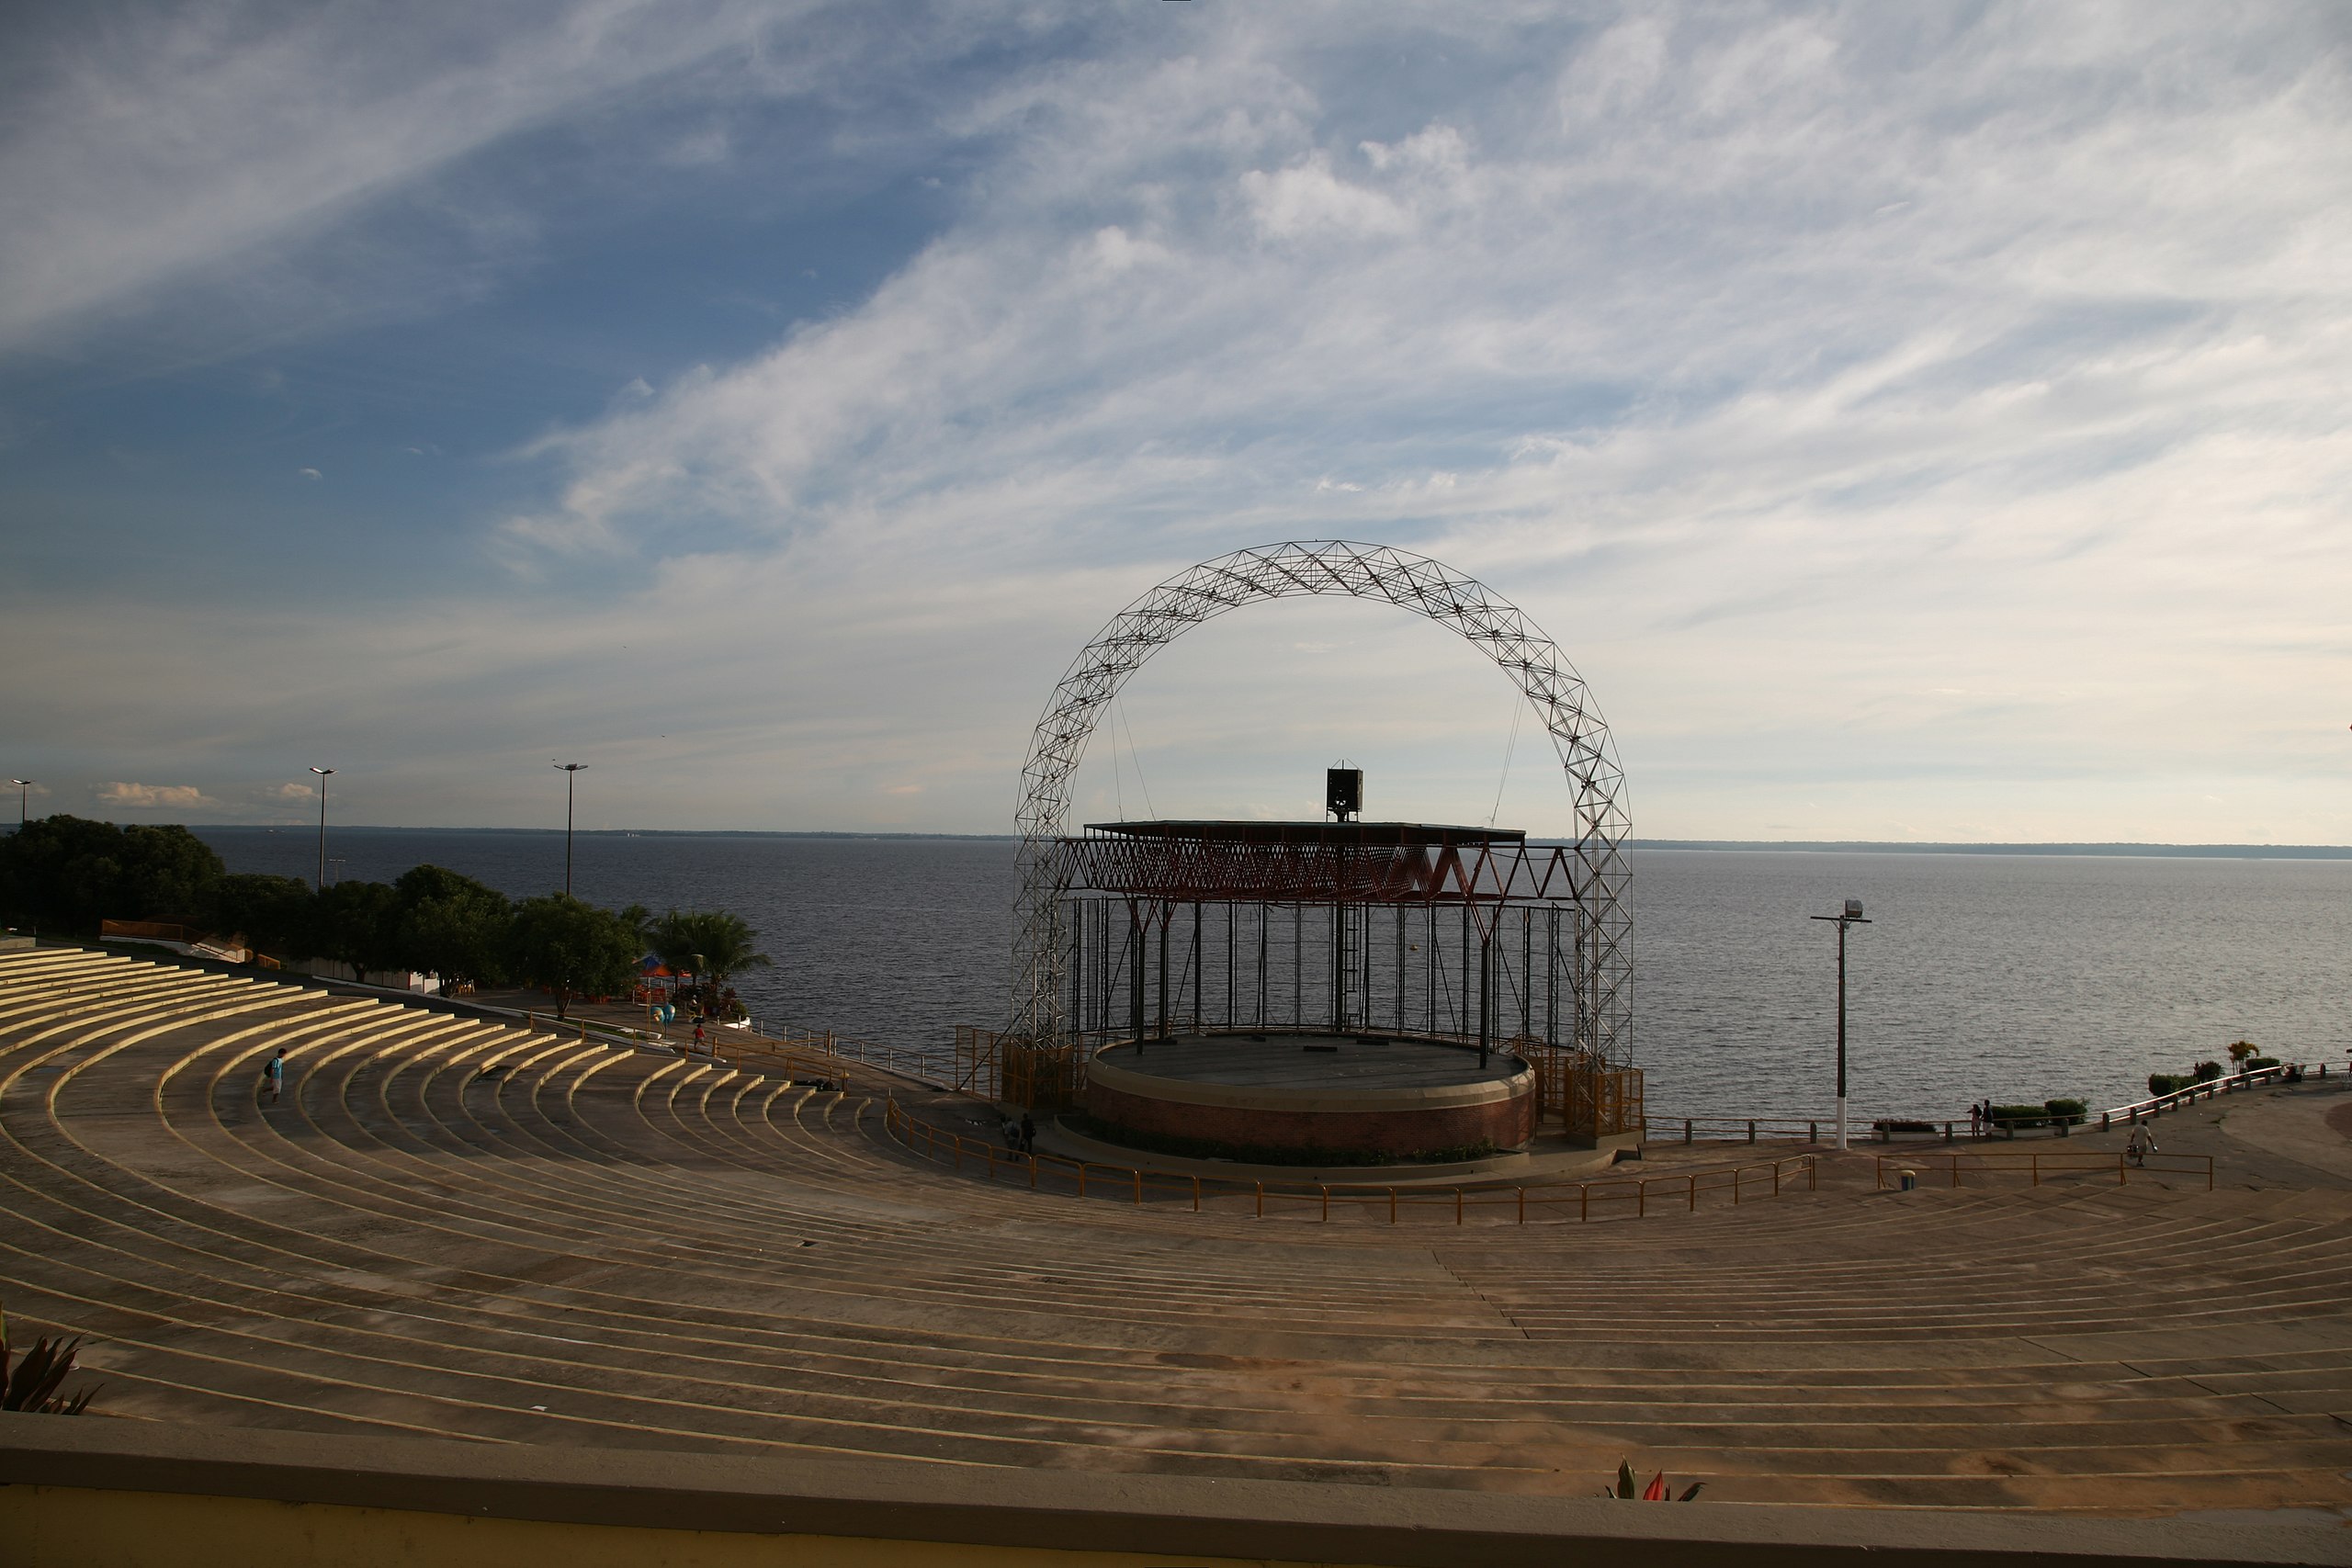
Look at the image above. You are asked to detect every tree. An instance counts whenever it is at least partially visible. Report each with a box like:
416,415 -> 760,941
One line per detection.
204,874 -> 321,960
647,909 -> 773,989
315,881 -> 404,987
505,894 -> 639,1020
0,816 -> 227,936
392,865 -> 512,995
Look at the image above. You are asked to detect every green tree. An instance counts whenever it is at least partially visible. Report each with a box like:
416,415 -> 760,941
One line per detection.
505,894 -> 639,1020
315,881 -> 404,987
204,874 -> 321,960
0,816 -> 227,936
391,865 -> 513,995
647,909 -> 773,989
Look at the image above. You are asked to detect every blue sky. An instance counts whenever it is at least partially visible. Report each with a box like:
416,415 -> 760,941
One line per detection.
3,2 -> 2347,842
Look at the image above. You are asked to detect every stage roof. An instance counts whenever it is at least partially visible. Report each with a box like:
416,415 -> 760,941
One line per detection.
1080,819 -> 1524,847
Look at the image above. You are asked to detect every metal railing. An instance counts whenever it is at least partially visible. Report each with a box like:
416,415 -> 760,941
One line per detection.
1648,1114 -> 1982,1145
880,1098 -> 1816,1225
2096,1062 -> 2331,1129
1655,1061 -> 2340,1145
1875,1150 -> 2214,1191
511,1010 -> 946,1089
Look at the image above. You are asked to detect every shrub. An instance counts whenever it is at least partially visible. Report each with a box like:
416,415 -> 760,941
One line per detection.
2192,1061 -> 2222,1083
2247,1056 -> 2280,1071
1988,1103 -> 2053,1129
2147,1073 -> 2186,1098
1610,1457 -> 1704,1502
1,1304 -> 98,1416
2043,1099 -> 2086,1124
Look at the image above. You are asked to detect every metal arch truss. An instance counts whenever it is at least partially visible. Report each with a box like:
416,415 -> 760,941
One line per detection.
1012,540 -> 1632,1059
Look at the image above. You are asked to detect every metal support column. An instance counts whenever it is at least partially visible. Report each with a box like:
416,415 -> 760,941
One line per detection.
1192,900 -> 1203,1034
1477,928 -> 1492,1069
1256,903 -> 1268,1026
1395,906 -> 1407,1032
1129,900 -> 1145,1053
1331,902 -> 1346,1032
1521,908 -> 1532,1041
1425,906 -> 1437,1034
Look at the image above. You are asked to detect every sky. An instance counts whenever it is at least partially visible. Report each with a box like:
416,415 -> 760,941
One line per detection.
2,1 -> 2347,844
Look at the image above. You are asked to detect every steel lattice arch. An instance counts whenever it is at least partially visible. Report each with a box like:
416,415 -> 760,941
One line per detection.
1011,540 -> 1632,1062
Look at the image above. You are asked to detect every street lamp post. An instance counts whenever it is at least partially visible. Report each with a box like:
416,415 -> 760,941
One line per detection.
1809,897 -> 1871,1152
7,779 -> 30,829
554,762 -> 588,897
309,767 -> 335,891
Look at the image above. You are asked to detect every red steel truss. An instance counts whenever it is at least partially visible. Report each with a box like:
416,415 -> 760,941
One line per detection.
1057,829 -> 1601,939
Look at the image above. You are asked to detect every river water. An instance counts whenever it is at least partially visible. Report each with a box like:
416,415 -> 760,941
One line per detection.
194,828 -> 2351,1122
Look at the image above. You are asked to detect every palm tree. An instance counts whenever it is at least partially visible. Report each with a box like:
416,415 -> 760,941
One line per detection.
648,909 -> 772,989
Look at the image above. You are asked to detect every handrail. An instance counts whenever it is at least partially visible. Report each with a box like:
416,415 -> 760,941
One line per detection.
738,1024 -> 946,1086
1875,1150 -> 2215,1192
2097,1061 -> 2329,1127
878,1098 -> 1816,1225
1646,1114 -> 1980,1145
1654,1060 -> 2338,1144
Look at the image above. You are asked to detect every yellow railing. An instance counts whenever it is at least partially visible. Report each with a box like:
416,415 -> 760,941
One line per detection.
1875,1150 -> 2214,1191
880,1098 -> 1815,1225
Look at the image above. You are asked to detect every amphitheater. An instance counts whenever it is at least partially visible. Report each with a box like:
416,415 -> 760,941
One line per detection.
6,943 -> 2352,1565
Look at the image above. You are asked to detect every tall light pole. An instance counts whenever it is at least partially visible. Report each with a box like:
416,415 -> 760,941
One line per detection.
1810,897 -> 1871,1152
309,767 -> 335,890
554,762 -> 587,897
7,778 -> 30,829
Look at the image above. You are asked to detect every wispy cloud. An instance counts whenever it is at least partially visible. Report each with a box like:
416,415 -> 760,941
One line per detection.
0,0 -> 858,355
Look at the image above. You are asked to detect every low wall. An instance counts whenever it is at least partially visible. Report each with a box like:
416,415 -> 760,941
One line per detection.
1086,1076 -> 1536,1156
0,1415 -> 2334,1568
1086,1052 -> 1539,1156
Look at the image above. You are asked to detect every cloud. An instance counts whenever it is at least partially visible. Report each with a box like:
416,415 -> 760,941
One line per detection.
2,6 -> 2347,842
471,6 -> 2351,838
96,783 -> 216,809
0,1 -> 870,353
297,468 -> 322,480
266,783 -> 315,801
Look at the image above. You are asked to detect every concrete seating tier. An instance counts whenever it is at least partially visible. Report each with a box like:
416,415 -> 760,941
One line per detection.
4,947 -> 2349,1517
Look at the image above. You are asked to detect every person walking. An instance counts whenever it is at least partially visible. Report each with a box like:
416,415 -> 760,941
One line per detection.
692,1021 -> 707,1055
1019,1111 -> 1036,1155
261,1047 -> 287,1105
1968,1101 -> 1982,1139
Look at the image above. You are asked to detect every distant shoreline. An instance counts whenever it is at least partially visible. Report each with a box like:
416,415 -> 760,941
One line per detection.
1627,840 -> 2352,860
190,825 -> 1024,842
178,825 -> 2352,858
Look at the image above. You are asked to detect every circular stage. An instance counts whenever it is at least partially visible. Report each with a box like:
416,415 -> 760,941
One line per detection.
1085,1032 -> 1537,1161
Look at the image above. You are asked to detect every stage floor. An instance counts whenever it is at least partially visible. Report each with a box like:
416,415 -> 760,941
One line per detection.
1096,1032 -> 1522,1093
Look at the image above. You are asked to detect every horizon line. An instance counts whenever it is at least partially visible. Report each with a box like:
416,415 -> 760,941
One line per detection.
146,824 -> 2352,857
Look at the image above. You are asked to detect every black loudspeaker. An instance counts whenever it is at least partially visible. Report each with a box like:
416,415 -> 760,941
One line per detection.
1326,767 -> 1363,821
